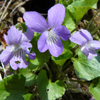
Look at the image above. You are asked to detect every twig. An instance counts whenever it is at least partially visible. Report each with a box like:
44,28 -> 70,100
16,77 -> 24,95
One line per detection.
0,74 -> 2,81
0,0 -> 13,23
10,0 -> 29,16
0,61 -> 6,77
2,12 -> 8,20
0,0 -> 7,13
91,24 -> 100,35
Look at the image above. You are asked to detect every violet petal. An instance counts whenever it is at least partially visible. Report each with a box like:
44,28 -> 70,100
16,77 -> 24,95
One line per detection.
21,26 -> 34,42
80,43 -> 89,57
10,56 -> 19,70
10,56 -> 28,70
0,46 -> 13,65
4,34 -> 10,45
80,29 -> 93,41
18,57 -> 28,69
38,31 -> 48,52
88,40 -> 100,50
20,42 -> 32,50
70,31 -> 87,46
88,51 -> 97,60
26,52 -> 36,60
54,25 -> 71,41
7,26 -> 22,44
23,11 -> 48,33
47,35 -> 63,57
48,4 -> 65,28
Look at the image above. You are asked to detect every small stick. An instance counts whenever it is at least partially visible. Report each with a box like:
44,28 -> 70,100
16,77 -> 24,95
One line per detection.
0,74 -> 2,81
87,8 -> 100,29
0,0 -> 13,23
10,0 -> 29,16
0,0 -> 7,13
0,61 -> 6,77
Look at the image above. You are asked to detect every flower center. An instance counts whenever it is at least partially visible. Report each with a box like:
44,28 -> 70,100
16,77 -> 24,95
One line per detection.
87,42 -> 91,50
13,44 -> 20,52
80,45 -> 85,51
14,48 -> 25,57
46,30 -> 59,45
87,41 -> 95,51
13,44 -> 25,64
84,41 -> 94,52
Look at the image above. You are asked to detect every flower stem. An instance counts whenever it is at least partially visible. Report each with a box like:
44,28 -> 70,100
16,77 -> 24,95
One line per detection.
87,8 -> 100,30
91,24 -> 100,35
70,79 -> 91,85
44,63 -> 52,79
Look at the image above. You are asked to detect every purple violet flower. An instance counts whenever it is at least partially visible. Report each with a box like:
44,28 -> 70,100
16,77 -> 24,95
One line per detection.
23,4 -> 71,57
0,26 -> 36,70
70,29 -> 100,60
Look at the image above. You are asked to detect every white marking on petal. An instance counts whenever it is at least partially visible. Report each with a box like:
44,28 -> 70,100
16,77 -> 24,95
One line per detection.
46,30 -> 59,45
86,41 -> 95,52
80,45 -> 85,52
12,44 -> 26,64
87,42 -> 92,49
14,48 -> 25,58
81,41 -> 95,53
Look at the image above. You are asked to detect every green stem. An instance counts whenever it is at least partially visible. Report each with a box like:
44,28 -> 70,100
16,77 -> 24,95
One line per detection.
44,63 -> 52,79
70,79 -> 91,85
71,27 -> 78,33
67,88 -> 91,95
87,8 -> 100,29
14,69 -> 18,74
62,59 -> 72,71
91,24 -> 100,35
60,65 -> 73,80
64,65 -> 73,74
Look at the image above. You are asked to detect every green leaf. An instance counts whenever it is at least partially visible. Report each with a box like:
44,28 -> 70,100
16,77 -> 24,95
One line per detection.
89,78 -> 100,100
59,0 -> 73,6
73,49 -> 100,81
21,23 -> 27,32
63,8 -> 76,31
23,93 -> 35,100
52,49 -> 73,66
0,74 -> 33,100
62,40 -> 71,49
62,40 -> 77,49
19,68 -> 37,87
0,81 -> 9,100
67,0 -> 98,23
28,58 -> 40,70
37,70 -> 65,100
92,3 -> 97,9
59,0 -> 67,6
16,22 -> 27,32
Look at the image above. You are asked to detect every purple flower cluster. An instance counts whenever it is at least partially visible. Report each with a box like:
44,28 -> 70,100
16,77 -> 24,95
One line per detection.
0,26 -> 36,70
0,4 -> 100,70
70,29 -> 100,60
23,4 -> 70,57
